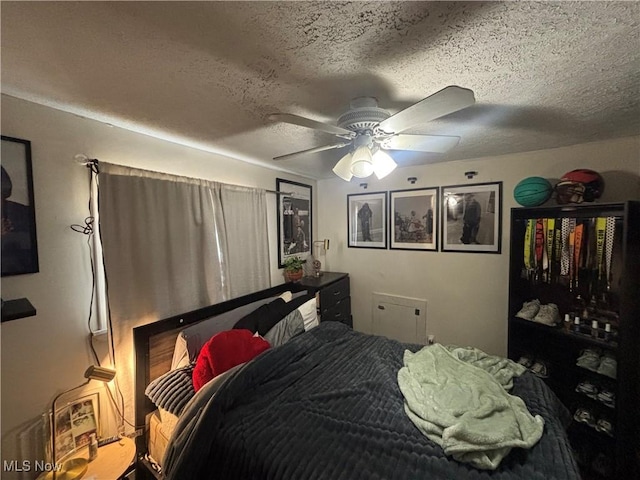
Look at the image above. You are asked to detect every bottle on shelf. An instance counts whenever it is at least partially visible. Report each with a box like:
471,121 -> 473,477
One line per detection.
564,314 -> 572,332
604,323 -> 611,342
573,316 -> 581,334
89,433 -> 98,461
591,320 -> 599,339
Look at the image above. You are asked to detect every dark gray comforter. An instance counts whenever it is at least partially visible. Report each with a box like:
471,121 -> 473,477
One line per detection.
163,322 -> 579,480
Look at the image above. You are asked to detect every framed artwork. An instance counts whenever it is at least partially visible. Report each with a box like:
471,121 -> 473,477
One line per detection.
347,191 -> 387,249
390,187 -> 438,251
52,393 -> 100,460
276,178 -> 312,268
1,135 -> 39,276
441,182 -> 502,253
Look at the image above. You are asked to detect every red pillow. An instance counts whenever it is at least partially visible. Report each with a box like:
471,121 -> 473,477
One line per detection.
192,329 -> 270,392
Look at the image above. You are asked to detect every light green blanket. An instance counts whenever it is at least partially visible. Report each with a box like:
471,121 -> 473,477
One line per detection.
398,344 -> 544,470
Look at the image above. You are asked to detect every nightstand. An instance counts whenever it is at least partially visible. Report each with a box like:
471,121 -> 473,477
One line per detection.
299,272 -> 351,327
84,436 -> 135,479
38,436 -> 136,480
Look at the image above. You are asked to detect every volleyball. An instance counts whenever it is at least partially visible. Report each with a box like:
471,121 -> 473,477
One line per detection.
513,177 -> 553,207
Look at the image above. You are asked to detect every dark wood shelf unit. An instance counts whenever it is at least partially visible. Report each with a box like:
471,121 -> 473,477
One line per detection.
507,201 -> 639,480
1,297 -> 36,322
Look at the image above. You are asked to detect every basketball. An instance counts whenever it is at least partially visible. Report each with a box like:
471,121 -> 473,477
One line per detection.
513,177 -> 553,207
555,169 -> 604,203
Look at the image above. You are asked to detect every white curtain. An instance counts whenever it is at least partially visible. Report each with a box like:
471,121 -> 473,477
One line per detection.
97,162 -> 270,430
220,186 -> 270,298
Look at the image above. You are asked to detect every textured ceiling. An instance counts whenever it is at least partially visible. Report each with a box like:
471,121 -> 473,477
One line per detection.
2,1 -> 639,179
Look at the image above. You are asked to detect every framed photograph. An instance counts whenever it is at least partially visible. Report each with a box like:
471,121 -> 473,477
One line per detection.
52,393 -> 100,460
347,191 -> 387,249
441,182 -> 502,253
1,135 -> 39,276
390,187 -> 438,251
276,178 -> 312,268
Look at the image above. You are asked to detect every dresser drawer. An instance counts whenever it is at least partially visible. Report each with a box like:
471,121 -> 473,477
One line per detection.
321,296 -> 351,327
319,276 -> 350,312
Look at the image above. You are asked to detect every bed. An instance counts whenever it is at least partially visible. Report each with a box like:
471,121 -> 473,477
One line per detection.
134,283 -> 580,480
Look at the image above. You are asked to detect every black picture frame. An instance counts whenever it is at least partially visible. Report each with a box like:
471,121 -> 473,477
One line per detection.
389,187 -> 439,251
440,181 -> 502,253
276,178 -> 312,268
1,135 -> 39,276
347,191 -> 387,249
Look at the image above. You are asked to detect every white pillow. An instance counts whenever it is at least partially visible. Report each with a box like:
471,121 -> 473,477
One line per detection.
299,297 -> 319,331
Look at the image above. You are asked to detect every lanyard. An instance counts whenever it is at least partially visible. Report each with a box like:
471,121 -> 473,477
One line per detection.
573,223 -> 584,290
560,218 -> 571,276
523,219 -> 534,279
605,217 -> 616,290
595,217 -> 607,282
545,219 -> 555,283
535,219 -> 545,265
554,223 -> 562,284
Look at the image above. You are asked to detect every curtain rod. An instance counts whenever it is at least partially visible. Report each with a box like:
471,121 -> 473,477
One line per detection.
268,189 -> 294,196
75,154 -> 300,197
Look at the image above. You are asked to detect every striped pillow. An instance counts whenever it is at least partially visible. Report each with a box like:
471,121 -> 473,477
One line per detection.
144,364 -> 195,416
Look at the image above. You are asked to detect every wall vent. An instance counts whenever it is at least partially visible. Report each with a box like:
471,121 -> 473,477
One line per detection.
372,293 -> 427,344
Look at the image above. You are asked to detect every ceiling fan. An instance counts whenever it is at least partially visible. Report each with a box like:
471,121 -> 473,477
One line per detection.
268,86 -> 475,181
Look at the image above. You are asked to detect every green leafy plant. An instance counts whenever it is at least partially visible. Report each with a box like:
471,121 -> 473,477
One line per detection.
283,256 -> 304,272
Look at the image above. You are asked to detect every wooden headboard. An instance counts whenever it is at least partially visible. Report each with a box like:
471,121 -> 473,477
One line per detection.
133,282 -> 307,461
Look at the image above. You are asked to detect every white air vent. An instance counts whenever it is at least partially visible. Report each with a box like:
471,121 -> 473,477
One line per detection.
372,293 -> 427,344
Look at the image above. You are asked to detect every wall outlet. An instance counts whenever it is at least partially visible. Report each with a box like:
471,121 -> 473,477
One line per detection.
427,334 -> 435,345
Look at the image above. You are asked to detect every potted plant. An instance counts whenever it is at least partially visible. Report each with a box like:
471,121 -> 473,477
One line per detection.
283,256 -> 304,282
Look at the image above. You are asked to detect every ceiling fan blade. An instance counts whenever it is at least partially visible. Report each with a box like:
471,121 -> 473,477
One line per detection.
273,142 -> 350,161
269,113 -> 354,138
378,86 -> 475,134
381,134 -> 461,153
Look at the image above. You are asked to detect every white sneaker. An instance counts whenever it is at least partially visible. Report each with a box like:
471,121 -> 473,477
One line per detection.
597,354 -> 617,379
533,303 -> 561,326
516,299 -> 541,321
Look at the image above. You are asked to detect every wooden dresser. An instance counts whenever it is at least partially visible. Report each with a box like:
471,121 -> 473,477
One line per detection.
298,272 -> 351,327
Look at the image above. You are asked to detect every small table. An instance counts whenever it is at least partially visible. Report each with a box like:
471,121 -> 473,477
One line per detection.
83,436 -> 135,479
38,436 -> 135,480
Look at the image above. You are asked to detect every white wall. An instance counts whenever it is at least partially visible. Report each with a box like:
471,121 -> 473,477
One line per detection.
0,95 -> 315,475
317,136 -> 640,356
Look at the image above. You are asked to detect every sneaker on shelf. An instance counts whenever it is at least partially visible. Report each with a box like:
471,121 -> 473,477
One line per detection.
517,355 -> 534,368
533,303 -> 560,327
530,360 -> 549,378
573,407 -> 596,428
595,417 -> 615,437
576,348 -> 601,372
515,299 -> 541,321
575,380 -> 598,399
533,303 -> 561,326
596,388 -> 615,408
597,354 -> 617,379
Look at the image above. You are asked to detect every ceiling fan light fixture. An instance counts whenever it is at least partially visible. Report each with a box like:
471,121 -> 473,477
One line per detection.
350,146 -> 374,178
333,152 -> 354,181
372,150 -> 397,179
